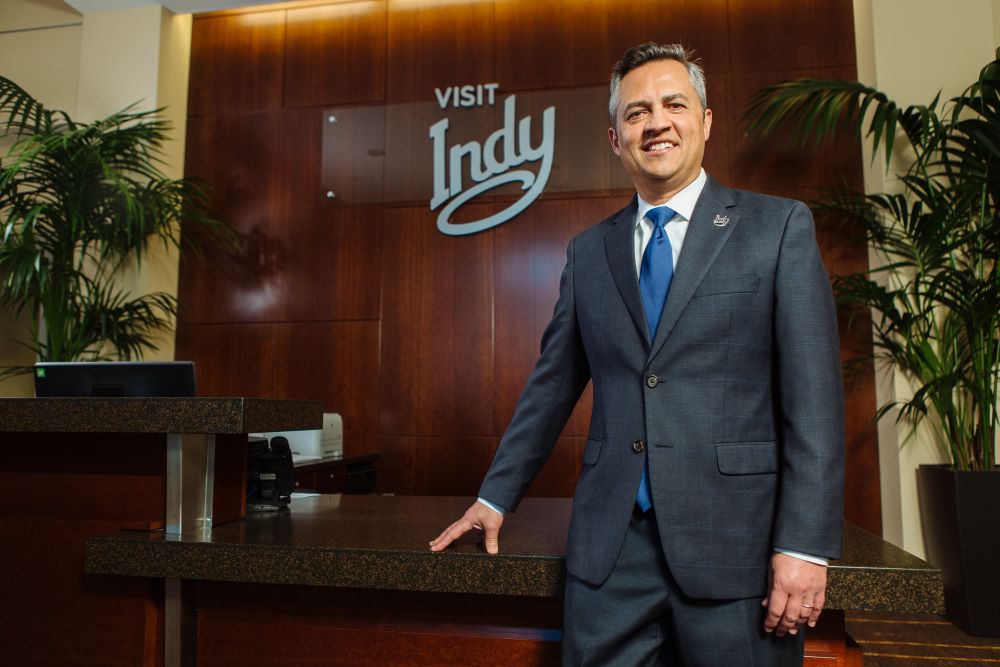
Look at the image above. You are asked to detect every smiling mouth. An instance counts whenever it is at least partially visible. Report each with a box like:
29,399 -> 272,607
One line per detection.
643,140 -> 675,153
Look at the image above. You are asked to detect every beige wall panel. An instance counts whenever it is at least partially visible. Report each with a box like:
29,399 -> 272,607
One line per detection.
871,0 -> 995,105
75,7 -> 192,362
994,0 -> 1000,46
142,9 -> 192,360
1,6 -> 194,373
0,0 -> 79,33
0,310 -> 36,396
0,17 -> 82,394
856,0 -> 999,557
157,9 -> 193,181
76,5 -> 162,122
0,24 -> 81,115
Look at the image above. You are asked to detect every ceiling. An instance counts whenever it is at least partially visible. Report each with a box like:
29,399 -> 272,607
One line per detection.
64,0 -> 282,14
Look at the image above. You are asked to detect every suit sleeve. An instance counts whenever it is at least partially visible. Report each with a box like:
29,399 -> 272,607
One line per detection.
478,238 -> 592,512
771,201 -> 845,560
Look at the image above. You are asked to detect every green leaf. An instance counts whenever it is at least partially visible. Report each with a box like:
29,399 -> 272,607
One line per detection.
744,51 -> 1000,470
0,74 -> 239,371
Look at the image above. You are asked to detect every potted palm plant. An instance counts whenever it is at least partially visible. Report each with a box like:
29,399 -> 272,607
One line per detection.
743,50 -> 1000,635
0,76 -> 234,374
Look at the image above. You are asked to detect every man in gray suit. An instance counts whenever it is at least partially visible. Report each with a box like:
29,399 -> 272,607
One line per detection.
431,42 -> 844,666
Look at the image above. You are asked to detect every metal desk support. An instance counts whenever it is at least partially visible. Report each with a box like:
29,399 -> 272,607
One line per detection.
165,433 -> 216,667
165,433 -> 217,536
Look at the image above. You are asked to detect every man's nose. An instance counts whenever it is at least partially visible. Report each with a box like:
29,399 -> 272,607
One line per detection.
644,107 -> 673,134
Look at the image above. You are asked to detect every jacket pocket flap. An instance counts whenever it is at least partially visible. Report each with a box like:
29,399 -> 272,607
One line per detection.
694,275 -> 760,298
716,442 -> 778,475
583,438 -> 604,465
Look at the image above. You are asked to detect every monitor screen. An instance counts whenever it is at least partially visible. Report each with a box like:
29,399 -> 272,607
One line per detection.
33,361 -> 197,398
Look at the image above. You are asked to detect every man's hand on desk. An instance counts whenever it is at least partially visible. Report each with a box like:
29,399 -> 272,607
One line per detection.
762,552 -> 828,637
429,502 -> 504,554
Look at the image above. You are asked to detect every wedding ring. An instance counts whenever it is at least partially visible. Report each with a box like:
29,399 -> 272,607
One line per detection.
801,604 -> 814,608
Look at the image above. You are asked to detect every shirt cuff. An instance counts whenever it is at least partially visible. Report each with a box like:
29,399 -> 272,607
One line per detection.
477,497 -> 507,516
775,548 -> 828,566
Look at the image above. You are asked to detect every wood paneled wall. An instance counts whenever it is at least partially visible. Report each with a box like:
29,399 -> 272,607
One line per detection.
178,0 -> 882,533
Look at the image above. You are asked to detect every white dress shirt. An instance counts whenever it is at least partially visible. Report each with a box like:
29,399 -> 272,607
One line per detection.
632,168 -> 705,275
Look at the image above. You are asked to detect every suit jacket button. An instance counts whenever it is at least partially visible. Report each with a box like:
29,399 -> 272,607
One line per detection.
632,440 -> 645,453
646,375 -> 659,388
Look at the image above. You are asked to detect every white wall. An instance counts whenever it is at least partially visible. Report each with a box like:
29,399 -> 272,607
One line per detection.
0,0 -> 191,397
76,5 -> 192,361
0,0 -> 84,397
853,0 -> 1000,558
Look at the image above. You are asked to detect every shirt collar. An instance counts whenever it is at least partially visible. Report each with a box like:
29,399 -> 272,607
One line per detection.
634,168 -> 707,229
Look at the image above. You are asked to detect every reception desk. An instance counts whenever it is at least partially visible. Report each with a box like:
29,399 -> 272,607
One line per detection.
0,397 -> 322,667
85,494 -> 944,667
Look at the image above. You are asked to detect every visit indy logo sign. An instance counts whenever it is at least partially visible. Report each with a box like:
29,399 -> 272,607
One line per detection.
429,83 -> 555,236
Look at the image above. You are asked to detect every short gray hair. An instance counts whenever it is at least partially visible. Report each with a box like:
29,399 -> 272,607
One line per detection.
608,43 -> 707,125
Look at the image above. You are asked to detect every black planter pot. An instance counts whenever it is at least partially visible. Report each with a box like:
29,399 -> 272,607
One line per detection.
917,464 -> 1000,636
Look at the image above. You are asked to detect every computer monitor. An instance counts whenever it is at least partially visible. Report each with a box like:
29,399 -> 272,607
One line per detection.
33,361 -> 197,398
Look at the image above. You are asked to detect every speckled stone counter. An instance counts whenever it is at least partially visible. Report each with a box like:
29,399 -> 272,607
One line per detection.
84,494 -> 943,614
0,396 -> 322,433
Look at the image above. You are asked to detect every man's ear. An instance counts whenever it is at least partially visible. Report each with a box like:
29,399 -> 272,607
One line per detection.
703,108 -> 713,142
608,126 -> 621,155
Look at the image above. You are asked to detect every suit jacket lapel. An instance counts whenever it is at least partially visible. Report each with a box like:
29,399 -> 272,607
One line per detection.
649,177 -> 739,360
604,196 -> 650,345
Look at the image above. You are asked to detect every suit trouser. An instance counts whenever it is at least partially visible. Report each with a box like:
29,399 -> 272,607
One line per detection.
562,509 -> 805,667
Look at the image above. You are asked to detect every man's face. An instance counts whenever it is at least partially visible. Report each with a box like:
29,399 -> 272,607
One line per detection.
608,59 -> 712,204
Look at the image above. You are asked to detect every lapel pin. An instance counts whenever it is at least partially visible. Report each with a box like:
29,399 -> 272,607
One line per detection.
712,214 -> 730,227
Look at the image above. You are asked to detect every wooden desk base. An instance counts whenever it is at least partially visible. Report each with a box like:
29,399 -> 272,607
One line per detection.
0,431 -> 246,666
190,581 -> 861,666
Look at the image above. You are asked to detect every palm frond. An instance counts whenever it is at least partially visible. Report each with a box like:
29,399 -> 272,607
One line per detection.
0,76 -> 53,137
0,74 -> 237,371
745,49 -> 1000,470
744,78 -> 916,164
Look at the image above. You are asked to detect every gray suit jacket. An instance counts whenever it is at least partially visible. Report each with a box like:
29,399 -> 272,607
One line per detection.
479,176 -> 845,600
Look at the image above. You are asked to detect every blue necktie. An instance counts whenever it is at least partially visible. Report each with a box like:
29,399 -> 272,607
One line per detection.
636,206 -> 675,513
640,206 -> 675,339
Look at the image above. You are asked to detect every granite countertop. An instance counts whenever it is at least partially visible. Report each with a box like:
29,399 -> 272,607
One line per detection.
0,397 -> 322,434
84,495 -> 943,614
